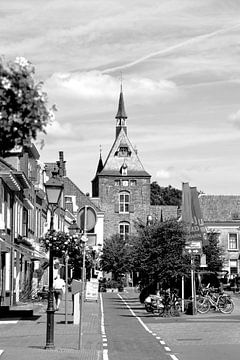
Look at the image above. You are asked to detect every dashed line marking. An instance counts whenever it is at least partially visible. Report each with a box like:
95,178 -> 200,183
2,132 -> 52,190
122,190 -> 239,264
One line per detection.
0,320 -> 18,324
100,293 -> 109,360
170,355 -> 180,360
118,293 -> 180,360
165,346 -> 171,351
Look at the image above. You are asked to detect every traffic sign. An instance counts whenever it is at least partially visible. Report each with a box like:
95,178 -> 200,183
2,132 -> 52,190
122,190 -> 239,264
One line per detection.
78,206 -> 96,231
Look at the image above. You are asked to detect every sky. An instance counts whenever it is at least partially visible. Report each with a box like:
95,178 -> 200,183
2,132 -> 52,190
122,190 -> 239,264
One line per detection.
2,0 -> 240,195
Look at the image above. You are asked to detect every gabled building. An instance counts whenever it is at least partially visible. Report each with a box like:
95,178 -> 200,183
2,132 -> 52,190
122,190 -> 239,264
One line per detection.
199,194 -> 240,278
91,88 -> 178,241
0,143 -> 47,306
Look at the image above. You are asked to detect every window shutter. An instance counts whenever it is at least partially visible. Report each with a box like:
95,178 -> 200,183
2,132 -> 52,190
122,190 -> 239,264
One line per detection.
114,203 -> 119,213
129,204 -> 134,213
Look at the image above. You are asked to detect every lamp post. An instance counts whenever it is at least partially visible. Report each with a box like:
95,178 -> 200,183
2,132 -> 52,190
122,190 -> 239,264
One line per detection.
44,173 -> 63,350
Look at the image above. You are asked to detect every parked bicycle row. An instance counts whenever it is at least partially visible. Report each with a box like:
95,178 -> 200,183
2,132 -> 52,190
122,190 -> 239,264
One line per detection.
143,285 -> 234,316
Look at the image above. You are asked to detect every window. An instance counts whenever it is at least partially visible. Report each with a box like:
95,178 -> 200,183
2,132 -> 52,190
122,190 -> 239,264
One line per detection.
115,145 -> 131,157
130,180 -> 137,186
115,180 -> 120,186
65,196 -> 72,203
119,192 -> 130,213
119,222 -> 130,240
228,233 -> 238,250
122,180 -> 129,187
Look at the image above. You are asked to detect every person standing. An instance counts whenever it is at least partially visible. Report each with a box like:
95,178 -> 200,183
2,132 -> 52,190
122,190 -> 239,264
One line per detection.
53,274 -> 65,310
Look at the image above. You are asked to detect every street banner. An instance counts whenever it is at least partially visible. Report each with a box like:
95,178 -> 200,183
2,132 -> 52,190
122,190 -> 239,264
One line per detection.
190,187 -> 207,245
182,182 -> 192,228
182,183 -> 207,251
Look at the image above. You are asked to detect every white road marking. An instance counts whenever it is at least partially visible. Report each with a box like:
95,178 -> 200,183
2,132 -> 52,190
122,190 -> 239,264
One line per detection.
0,320 -> 18,324
170,355 -> 180,360
0,350 -> 4,356
118,293 -> 181,360
100,293 -> 109,360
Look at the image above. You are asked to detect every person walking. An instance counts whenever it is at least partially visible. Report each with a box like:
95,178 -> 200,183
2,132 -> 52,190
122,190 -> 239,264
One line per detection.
53,274 -> 65,310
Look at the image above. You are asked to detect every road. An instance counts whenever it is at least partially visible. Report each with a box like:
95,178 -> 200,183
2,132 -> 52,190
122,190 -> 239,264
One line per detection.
101,289 -> 240,360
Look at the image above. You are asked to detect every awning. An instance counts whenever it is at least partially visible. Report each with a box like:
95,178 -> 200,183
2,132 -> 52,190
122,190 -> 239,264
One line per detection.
0,172 -> 21,191
13,171 -> 31,189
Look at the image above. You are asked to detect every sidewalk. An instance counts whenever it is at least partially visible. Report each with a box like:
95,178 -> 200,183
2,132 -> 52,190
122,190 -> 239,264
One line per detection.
0,292 -> 103,360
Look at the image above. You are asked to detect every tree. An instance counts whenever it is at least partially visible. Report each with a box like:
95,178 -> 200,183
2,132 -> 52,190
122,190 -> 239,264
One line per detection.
0,56 -> 55,156
132,219 -> 191,288
150,181 -> 182,207
201,231 -> 225,272
100,234 -> 134,280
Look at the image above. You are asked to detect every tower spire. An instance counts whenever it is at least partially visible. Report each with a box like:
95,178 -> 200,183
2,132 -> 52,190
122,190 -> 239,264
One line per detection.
115,78 -> 127,138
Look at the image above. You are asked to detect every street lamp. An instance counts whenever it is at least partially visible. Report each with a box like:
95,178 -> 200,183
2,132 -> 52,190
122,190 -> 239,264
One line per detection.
44,173 -> 63,350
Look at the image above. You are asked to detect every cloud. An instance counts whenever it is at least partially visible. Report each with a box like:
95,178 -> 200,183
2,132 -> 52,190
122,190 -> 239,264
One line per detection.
156,169 -> 171,179
229,109 -> 240,128
46,71 -> 179,101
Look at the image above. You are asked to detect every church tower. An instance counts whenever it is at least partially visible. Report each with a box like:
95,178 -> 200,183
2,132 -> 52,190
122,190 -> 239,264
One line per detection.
92,87 -> 151,240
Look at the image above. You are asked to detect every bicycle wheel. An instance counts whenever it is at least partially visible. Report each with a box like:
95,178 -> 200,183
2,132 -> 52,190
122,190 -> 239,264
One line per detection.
218,296 -> 234,314
197,297 -> 210,314
170,305 -> 180,317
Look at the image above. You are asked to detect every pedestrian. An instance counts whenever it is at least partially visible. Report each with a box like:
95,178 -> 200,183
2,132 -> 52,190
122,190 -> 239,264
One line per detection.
53,274 -> 65,310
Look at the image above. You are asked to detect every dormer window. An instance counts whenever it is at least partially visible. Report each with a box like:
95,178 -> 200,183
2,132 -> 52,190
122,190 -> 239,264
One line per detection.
115,144 -> 131,157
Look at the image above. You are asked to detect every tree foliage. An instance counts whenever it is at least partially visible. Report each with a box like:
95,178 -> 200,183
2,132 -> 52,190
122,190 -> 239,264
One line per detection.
100,234 -> 134,280
150,181 -> 182,207
40,230 -> 95,280
0,56 -> 55,156
132,219 -> 191,287
202,231 -> 225,272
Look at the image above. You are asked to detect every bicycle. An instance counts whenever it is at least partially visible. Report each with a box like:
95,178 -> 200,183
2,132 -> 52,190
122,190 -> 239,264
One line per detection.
197,287 -> 234,314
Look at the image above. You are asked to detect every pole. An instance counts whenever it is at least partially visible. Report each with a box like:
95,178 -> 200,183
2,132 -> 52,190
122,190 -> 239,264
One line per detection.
45,210 -> 55,349
181,276 -> 185,313
65,254 -> 68,325
78,205 -> 88,350
191,256 -> 196,315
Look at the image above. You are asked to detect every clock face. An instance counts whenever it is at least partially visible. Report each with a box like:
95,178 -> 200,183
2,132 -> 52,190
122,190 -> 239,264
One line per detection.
122,180 -> 129,187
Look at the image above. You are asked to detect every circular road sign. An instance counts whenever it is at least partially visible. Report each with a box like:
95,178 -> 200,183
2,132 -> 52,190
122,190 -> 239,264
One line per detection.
78,206 -> 96,232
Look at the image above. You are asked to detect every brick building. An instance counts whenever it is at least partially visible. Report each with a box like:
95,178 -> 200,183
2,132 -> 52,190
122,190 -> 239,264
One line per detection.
91,88 -> 178,241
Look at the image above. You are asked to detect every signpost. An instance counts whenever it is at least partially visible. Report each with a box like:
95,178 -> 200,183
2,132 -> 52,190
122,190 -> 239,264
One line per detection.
182,183 -> 206,314
78,205 -> 97,350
